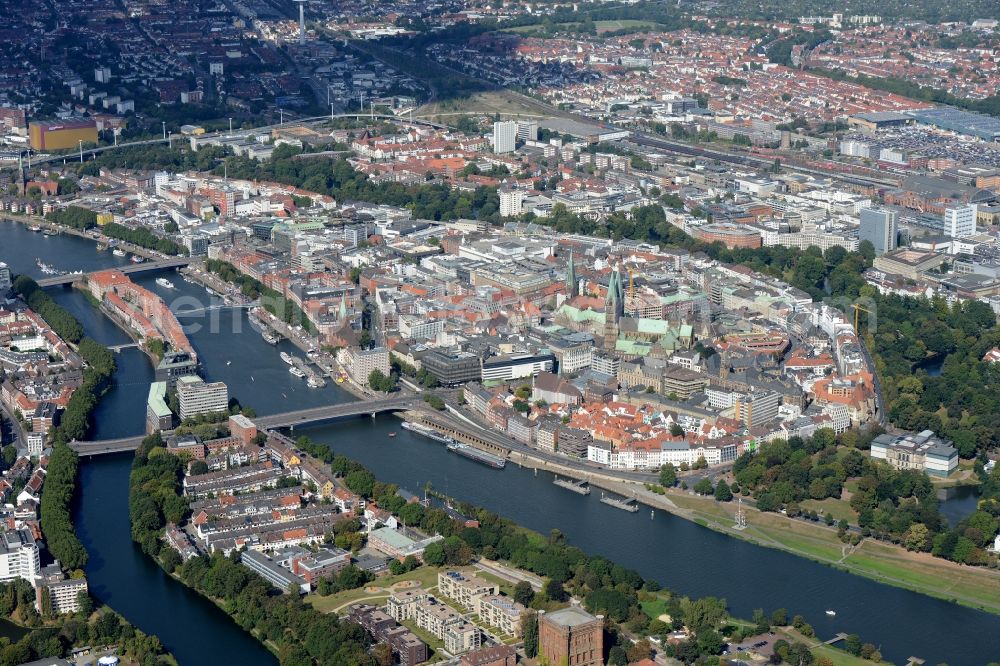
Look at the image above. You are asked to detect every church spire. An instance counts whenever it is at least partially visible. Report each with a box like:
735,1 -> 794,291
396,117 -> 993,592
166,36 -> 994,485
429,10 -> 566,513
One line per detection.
565,251 -> 577,298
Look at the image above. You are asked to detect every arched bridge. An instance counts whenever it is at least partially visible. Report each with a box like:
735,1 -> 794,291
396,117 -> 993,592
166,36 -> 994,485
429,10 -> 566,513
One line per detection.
69,395 -> 423,456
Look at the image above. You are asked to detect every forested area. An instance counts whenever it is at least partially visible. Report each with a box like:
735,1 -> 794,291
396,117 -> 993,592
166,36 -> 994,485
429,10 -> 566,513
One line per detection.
39,444 -> 88,570
102,222 -> 186,256
13,275 -> 83,343
46,206 -> 97,231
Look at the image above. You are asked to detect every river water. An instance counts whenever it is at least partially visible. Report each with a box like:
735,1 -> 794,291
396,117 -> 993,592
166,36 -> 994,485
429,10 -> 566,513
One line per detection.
3,220 -> 999,665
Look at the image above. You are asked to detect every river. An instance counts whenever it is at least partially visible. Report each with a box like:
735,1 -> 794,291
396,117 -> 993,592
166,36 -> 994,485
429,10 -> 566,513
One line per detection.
3,220 -> 1000,665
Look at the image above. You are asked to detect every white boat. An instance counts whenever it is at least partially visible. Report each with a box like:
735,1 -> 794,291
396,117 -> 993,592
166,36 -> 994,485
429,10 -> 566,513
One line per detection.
280,352 -> 294,365
155,278 -> 175,289
825,610 -> 836,616
307,375 -> 326,388
289,367 -> 306,378
226,360 -> 231,366
112,248 -> 127,257
130,255 -> 145,264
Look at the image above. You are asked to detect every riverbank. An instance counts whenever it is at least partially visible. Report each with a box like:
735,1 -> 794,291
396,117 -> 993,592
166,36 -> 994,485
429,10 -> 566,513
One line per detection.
393,410 -> 1000,616
592,473 -> 1000,616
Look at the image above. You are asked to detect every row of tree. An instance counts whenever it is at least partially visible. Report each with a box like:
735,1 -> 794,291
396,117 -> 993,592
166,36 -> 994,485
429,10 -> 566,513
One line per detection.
102,222 -> 186,256
205,259 -> 316,334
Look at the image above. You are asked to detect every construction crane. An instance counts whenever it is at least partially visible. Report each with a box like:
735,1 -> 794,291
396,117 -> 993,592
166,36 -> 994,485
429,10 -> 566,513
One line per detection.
852,302 -> 875,332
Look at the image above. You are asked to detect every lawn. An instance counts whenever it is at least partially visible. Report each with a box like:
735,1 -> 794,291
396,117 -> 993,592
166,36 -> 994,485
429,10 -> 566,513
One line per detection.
640,596 -> 669,621
307,566 -> 444,614
799,498 -> 855,524
843,541 -> 1000,613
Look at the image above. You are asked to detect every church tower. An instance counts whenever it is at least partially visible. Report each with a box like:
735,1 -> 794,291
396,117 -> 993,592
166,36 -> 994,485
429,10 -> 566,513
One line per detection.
603,268 -> 623,351
565,252 -> 577,298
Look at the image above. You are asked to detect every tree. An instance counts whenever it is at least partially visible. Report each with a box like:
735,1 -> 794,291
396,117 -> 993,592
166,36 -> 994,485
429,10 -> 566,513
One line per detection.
544,578 -> 566,602
693,478 -> 714,495
659,463 -> 677,488
422,541 -> 446,566
522,611 -> 539,658
513,580 -> 535,607
714,480 -> 733,502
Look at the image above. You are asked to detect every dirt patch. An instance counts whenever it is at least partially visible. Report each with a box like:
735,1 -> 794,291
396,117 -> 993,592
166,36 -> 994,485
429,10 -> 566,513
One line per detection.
364,586 -> 382,594
392,579 -> 421,590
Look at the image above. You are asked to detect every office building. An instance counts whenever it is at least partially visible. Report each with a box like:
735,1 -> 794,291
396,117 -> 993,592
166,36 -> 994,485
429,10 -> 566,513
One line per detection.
155,350 -> 199,387
492,121 -> 517,154
0,528 -> 40,584
942,204 -> 977,239
734,390 -> 781,428
538,606 -> 603,666
176,375 -> 229,421
240,550 -> 310,594
858,207 -> 898,255
481,353 -> 555,382
146,381 -> 173,432
0,262 -> 10,293
421,350 -> 482,385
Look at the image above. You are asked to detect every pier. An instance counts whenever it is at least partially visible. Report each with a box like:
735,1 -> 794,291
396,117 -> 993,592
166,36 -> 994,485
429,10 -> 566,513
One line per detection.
600,493 -> 639,512
553,476 -> 591,495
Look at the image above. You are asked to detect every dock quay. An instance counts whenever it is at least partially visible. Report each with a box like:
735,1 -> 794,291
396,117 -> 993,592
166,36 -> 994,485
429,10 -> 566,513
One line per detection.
600,493 -> 639,512
553,476 -> 591,495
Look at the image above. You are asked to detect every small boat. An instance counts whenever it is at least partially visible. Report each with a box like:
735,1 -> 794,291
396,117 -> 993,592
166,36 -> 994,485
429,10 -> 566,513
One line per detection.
825,610 -> 836,616
307,375 -> 326,388
250,376 -> 255,382
226,360 -> 232,366
130,255 -> 145,263
42,229 -> 57,236
280,352 -> 294,365
289,367 -> 306,378
155,278 -> 174,289
112,248 -> 127,257
388,432 -> 397,438
28,225 -> 41,232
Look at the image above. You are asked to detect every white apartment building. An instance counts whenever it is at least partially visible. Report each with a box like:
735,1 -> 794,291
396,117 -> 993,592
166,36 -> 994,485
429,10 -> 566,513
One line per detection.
476,594 -> 525,637
398,315 -> 444,341
492,121 -> 517,154
0,529 -> 40,584
343,347 -> 391,387
0,262 -> 11,292
499,189 -> 525,217
943,205 -> 976,239
177,376 -> 229,421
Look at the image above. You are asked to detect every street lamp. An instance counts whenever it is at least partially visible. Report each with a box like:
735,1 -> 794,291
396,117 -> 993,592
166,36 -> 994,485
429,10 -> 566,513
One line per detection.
228,117 -> 233,136
161,121 -> 166,141
79,140 -> 83,163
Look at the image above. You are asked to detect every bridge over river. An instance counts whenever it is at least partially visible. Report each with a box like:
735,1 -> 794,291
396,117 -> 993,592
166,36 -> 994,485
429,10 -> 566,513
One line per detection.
36,257 -> 193,287
69,395 -> 423,456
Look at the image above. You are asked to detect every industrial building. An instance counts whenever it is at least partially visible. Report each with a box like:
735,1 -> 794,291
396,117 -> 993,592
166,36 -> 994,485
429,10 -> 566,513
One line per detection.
28,119 -> 98,151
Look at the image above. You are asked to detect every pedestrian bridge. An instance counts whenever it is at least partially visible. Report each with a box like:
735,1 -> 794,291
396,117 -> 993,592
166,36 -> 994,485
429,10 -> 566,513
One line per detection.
69,395 -> 424,456
36,257 -> 193,287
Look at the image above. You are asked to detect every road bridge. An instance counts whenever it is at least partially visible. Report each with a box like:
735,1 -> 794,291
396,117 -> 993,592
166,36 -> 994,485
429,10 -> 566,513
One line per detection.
69,395 -> 422,456
36,257 -> 193,287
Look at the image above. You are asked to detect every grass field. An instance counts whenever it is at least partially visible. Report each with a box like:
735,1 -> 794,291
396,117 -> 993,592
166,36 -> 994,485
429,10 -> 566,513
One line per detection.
502,20 -> 662,34
416,90 -> 569,123
307,566 -> 443,614
800,498 -> 855,524
653,489 -> 1000,615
